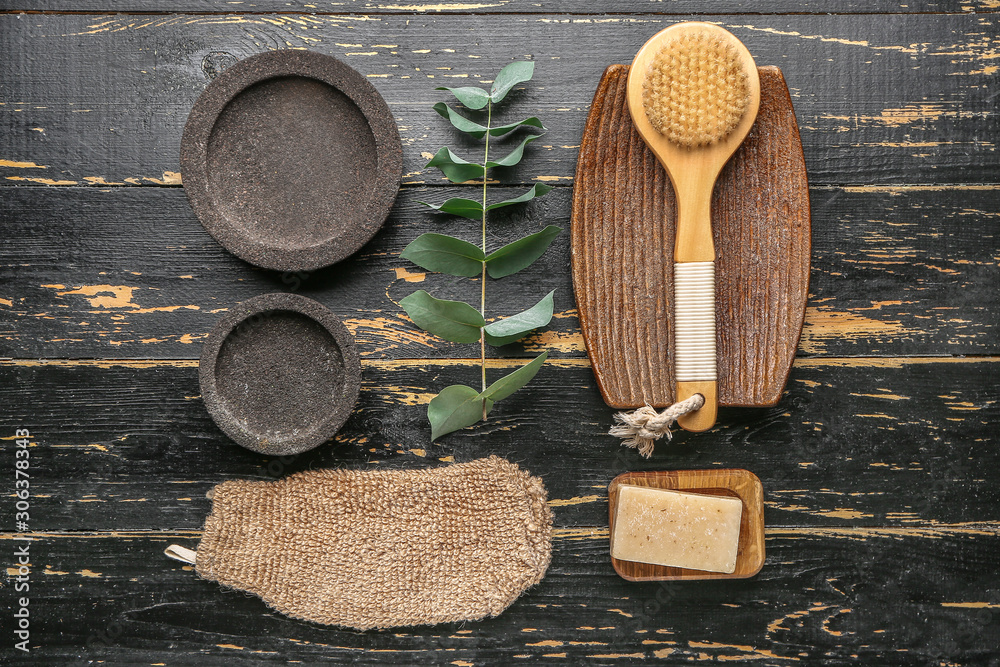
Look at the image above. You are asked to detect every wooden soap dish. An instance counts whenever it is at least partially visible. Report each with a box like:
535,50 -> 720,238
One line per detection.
608,469 -> 765,581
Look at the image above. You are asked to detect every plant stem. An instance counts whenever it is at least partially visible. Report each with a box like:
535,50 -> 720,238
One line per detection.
480,101 -> 492,419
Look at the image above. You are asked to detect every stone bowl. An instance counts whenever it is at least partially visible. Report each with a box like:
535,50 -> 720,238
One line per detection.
199,293 -> 361,455
181,49 -> 402,271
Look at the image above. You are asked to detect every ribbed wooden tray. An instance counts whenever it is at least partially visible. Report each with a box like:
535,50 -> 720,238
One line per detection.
571,65 -> 811,409
608,469 -> 765,581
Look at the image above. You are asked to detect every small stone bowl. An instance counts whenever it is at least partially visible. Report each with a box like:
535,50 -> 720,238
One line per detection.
180,49 -> 402,271
199,293 -> 360,455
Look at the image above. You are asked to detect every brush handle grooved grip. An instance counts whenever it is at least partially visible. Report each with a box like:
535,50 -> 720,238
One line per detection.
673,261 -> 717,381
674,261 -> 718,431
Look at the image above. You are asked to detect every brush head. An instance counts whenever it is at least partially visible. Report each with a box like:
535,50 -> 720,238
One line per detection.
642,28 -> 751,148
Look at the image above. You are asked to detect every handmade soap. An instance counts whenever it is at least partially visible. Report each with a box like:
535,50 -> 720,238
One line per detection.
611,485 -> 743,573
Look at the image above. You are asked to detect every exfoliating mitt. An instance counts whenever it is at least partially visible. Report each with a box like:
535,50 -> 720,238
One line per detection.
166,456 -> 552,630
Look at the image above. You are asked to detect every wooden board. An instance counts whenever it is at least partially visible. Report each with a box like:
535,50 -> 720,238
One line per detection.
2,357 -> 996,531
7,0 -> 992,13
572,65 -> 810,409
1,185 -> 996,360
7,527 -> 1000,667
2,14 -> 999,187
2,6 -> 999,665
608,469 -> 765,581
7,525 -> 1000,664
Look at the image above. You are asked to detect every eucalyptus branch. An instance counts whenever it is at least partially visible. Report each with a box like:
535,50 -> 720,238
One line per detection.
480,101 -> 491,416
399,61 -> 561,441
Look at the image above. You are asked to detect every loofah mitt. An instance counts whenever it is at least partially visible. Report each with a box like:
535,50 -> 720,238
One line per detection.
165,456 -> 552,630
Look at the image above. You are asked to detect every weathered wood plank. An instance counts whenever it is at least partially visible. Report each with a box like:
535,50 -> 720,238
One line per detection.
3,526 -> 998,664
1,185 -> 996,359
5,1 -> 996,15
2,357 -> 996,531
2,5 -> 997,665
1,13 -> 998,186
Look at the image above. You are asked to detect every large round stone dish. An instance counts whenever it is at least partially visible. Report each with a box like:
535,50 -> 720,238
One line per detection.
181,50 -> 402,271
199,293 -> 361,455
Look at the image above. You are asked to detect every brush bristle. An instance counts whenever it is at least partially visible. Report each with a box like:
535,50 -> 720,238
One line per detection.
642,30 -> 750,147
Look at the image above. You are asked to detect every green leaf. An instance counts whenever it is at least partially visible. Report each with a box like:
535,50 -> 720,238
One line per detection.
428,352 -> 548,438
486,183 -> 553,211
432,103 -> 545,139
482,351 -> 548,402
425,136 -> 540,181
486,134 -> 542,168
433,102 -> 490,138
418,196 -> 484,220
428,384 -> 494,441
399,290 -> 485,343
485,225 -> 562,279
488,116 -> 545,137
425,146 -> 485,184
435,86 -> 491,110
400,234 -> 485,278
484,290 -> 555,346
490,61 -> 535,104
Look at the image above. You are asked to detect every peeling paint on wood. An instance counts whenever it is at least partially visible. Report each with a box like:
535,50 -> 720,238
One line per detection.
2,6 -> 999,665
4,185 -> 996,358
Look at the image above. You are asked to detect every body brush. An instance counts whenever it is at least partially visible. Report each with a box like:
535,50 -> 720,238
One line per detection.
626,22 -> 761,431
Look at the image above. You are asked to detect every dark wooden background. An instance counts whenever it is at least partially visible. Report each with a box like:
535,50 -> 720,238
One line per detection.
2,2 -> 998,664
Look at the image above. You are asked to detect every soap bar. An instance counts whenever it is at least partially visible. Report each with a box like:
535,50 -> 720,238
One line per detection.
611,485 -> 743,573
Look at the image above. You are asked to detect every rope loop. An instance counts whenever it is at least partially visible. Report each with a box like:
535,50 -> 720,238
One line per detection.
609,394 -> 705,458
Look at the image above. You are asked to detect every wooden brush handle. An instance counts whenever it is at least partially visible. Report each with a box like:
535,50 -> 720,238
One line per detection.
672,168 -> 718,432
672,171 -> 716,263
673,260 -> 717,431
676,381 -> 717,431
